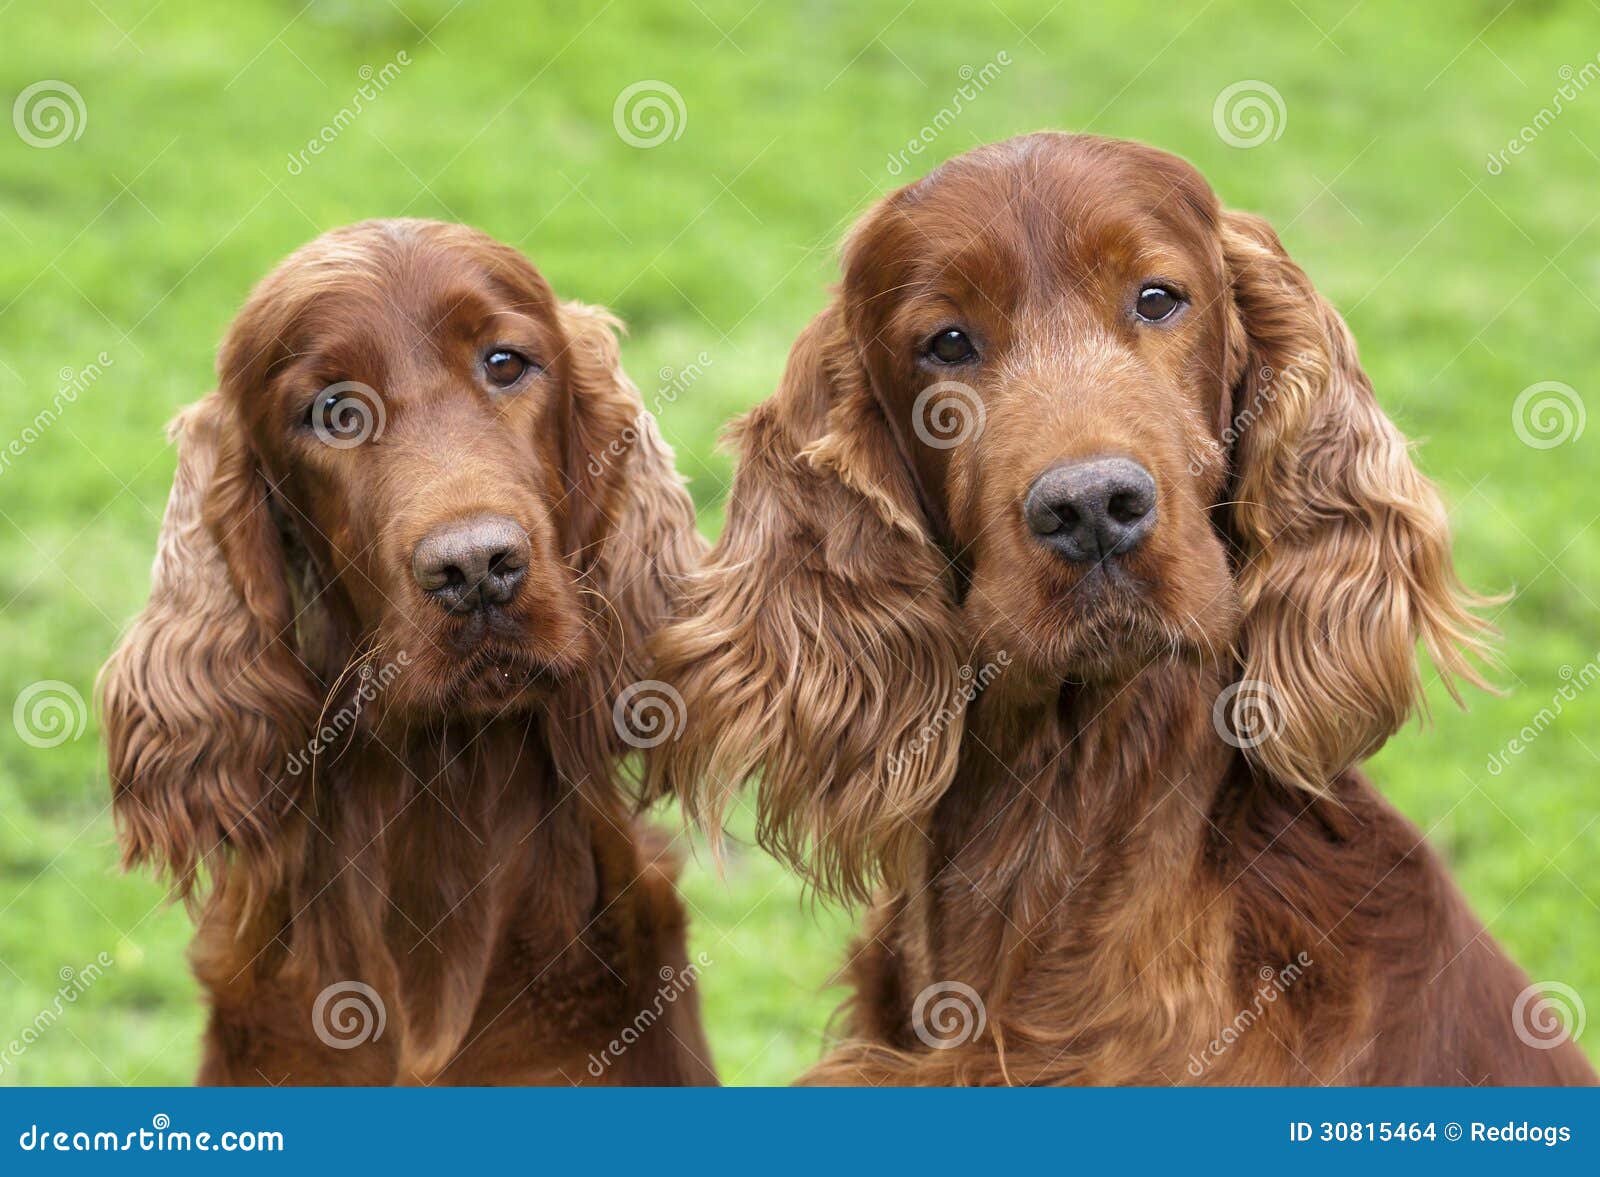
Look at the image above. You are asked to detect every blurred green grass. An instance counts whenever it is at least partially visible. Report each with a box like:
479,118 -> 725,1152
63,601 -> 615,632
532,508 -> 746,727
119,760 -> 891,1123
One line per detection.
1,0 -> 1596,1085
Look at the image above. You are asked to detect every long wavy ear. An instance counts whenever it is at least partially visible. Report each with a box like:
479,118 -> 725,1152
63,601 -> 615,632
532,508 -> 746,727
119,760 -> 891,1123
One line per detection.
551,302 -> 704,785
646,304 -> 964,902
98,394 -> 317,904
1220,211 -> 1495,791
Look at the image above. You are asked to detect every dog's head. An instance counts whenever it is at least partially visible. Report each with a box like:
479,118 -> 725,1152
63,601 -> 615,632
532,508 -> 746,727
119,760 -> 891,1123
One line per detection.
101,219 -> 700,896
650,134 -> 1490,899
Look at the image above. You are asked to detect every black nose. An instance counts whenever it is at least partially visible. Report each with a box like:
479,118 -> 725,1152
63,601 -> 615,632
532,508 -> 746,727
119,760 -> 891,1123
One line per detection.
1024,457 -> 1157,563
411,515 -> 530,613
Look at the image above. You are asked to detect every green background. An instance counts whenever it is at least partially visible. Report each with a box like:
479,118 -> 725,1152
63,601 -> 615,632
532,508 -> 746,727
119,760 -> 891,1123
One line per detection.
1,0 -> 1595,1085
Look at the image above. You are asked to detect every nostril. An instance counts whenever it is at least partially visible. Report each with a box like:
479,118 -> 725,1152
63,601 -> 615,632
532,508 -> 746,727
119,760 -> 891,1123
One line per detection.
1107,491 -> 1149,525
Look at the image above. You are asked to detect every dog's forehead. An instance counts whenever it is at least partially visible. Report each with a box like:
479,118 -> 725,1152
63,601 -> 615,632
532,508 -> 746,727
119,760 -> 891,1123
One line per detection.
885,135 -> 1221,286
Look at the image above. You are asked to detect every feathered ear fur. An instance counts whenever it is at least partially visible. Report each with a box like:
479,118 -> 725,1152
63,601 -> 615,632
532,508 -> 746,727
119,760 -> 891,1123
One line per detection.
98,395 -> 318,903
646,305 -> 965,902
1220,210 -> 1494,791
550,303 -> 705,785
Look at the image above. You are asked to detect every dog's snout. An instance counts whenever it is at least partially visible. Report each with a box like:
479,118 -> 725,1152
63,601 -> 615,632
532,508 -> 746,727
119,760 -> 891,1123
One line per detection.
411,515 -> 530,613
1024,457 -> 1157,563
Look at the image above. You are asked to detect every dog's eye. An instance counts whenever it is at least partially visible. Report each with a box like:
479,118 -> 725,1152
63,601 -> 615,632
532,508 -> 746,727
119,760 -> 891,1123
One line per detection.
926,328 -> 977,364
1135,286 -> 1183,322
484,349 -> 532,387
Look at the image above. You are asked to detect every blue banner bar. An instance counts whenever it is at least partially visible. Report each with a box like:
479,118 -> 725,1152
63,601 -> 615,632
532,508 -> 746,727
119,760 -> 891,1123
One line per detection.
1,1088 -> 1594,1173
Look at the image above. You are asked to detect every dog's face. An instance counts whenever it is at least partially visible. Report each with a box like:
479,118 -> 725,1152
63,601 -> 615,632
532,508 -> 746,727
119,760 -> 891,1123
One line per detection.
218,221 -> 594,716
649,133 -> 1487,899
102,218 -> 701,894
844,138 -> 1238,681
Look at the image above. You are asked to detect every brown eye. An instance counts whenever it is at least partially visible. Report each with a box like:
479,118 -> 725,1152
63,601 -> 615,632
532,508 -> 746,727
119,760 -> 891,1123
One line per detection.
926,328 -> 977,364
484,349 -> 531,387
1135,286 -> 1183,322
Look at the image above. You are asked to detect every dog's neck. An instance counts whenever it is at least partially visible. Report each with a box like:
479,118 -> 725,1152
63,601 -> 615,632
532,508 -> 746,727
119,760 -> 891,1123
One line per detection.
198,711 -> 610,1082
904,658 -> 1241,1011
